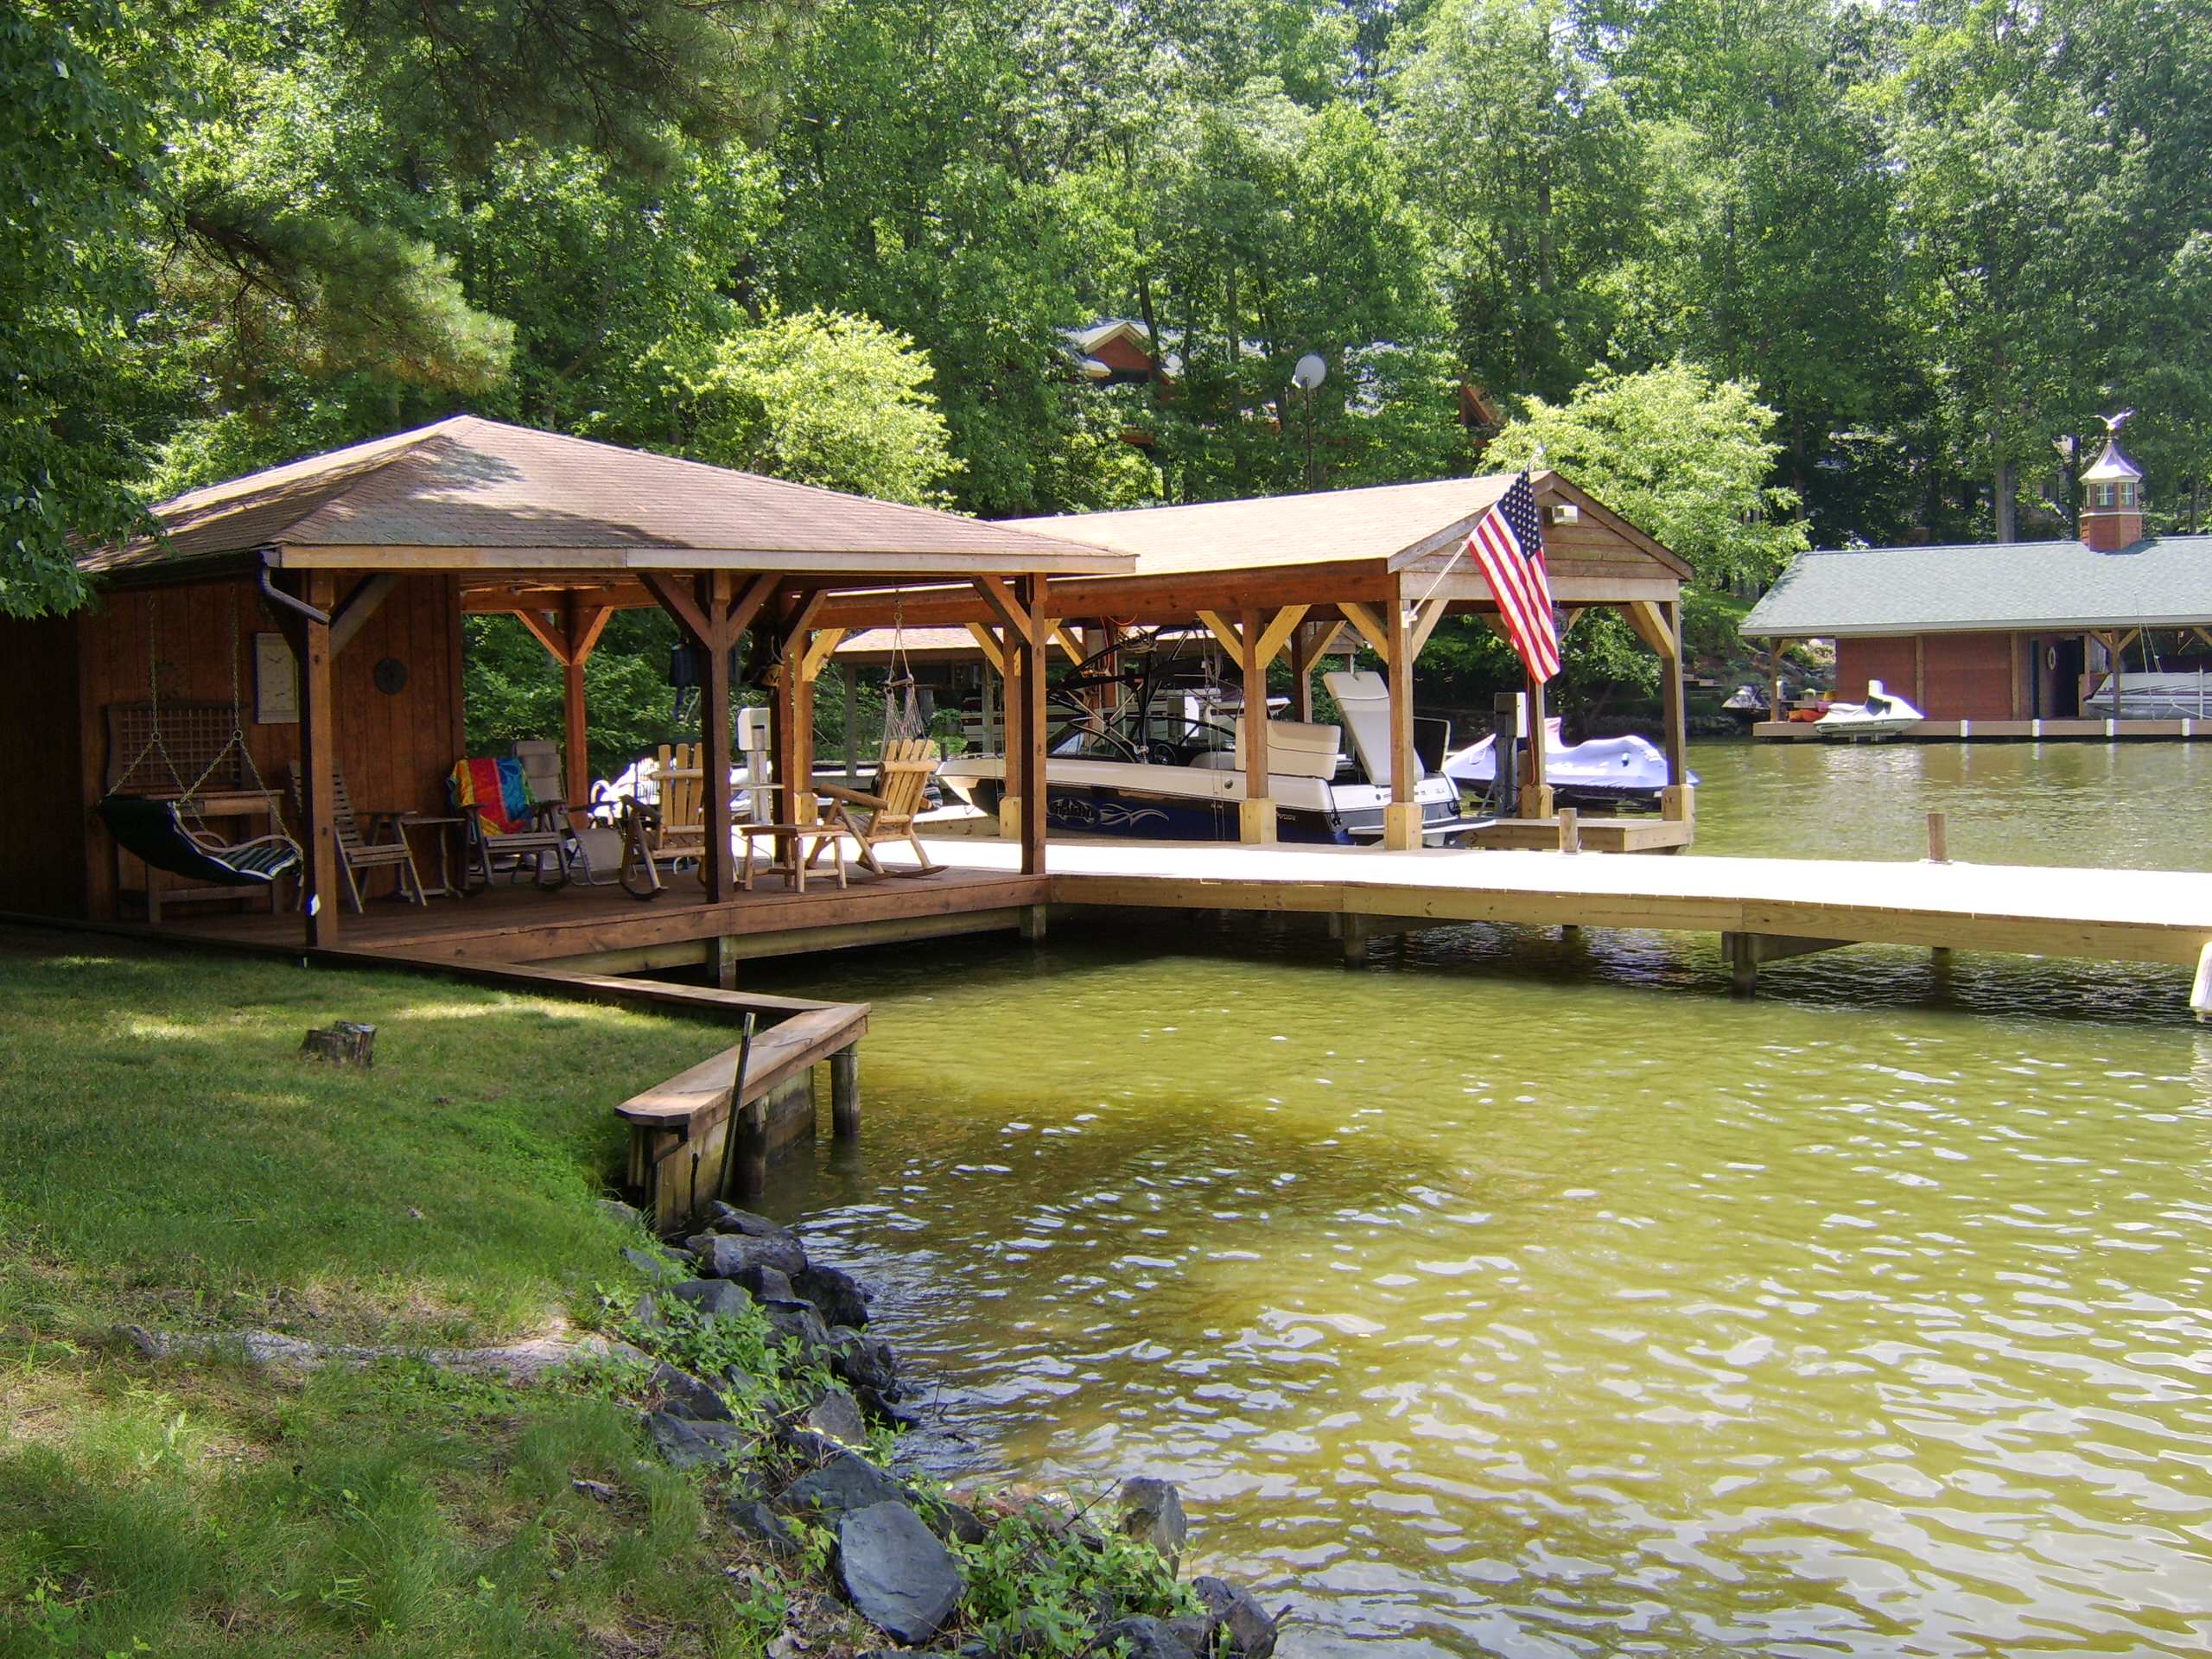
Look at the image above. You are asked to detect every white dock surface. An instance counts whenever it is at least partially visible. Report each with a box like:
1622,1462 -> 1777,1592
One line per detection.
913,839 -> 2212,966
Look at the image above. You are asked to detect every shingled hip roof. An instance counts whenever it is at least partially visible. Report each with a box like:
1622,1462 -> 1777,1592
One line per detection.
83,416 -> 1128,580
1741,536 -> 2212,637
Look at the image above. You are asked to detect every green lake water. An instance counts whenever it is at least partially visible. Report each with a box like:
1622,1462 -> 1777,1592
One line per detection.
750,741 -> 2212,1657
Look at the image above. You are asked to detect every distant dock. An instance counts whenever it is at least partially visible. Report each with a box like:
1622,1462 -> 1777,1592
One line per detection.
1753,716 -> 2212,741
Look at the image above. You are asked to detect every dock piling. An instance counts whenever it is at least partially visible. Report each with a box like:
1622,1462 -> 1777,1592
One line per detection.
830,1044 -> 861,1140
1927,811 -> 1950,864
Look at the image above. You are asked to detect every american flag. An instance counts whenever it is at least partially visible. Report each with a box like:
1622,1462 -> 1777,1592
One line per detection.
1467,472 -> 1560,681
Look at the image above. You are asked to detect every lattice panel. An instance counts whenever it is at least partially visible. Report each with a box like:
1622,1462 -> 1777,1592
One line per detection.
105,702 -> 253,794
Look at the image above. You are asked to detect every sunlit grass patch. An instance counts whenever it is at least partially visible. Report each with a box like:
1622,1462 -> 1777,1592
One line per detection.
0,926 -> 734,1343
0,925 -> 799,1656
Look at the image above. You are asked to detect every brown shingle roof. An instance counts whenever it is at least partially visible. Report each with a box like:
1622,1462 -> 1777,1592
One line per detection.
1008,474 -> 1522,573
86,416 -> 1128,579
1008,471 -> 1688,580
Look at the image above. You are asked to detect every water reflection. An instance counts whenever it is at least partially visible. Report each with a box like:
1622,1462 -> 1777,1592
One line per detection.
751,744 -> 2212,1656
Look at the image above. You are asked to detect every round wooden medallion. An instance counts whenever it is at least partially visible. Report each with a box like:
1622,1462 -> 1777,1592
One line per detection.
373,656 -> 409,695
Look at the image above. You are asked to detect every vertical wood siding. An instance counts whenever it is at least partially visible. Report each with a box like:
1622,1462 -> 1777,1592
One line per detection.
69,575 -> 462,917
0,616 -> 86,915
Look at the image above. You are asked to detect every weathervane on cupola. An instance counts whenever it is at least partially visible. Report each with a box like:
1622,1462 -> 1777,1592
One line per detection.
2079,410 -> 2146,552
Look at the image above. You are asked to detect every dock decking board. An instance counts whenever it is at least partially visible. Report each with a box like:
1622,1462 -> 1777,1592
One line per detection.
161,866 -> 1046,964
904,840 -> 2212,970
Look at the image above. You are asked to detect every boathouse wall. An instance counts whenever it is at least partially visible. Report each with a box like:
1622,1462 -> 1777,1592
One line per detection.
0,575 -> 466,921
1835,632 -> 2020,721
0,613 -> 88,918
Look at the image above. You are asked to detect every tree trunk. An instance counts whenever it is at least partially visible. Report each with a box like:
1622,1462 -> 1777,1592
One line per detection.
1993,458 -> 2018,543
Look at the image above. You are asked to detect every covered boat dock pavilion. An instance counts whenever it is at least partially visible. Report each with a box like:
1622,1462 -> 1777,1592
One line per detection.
819,471 -> 1698,853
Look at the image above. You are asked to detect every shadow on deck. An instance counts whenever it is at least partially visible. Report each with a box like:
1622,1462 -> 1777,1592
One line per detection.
146,861 -> 1047,975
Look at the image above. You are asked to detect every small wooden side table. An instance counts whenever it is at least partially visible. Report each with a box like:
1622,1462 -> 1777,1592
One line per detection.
737,823 -> 848,893
391,812 -> 466,899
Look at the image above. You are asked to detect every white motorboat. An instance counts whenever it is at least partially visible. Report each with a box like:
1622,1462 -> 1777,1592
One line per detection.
2082,671 -> 2212,719
1813,679 -> 1923,741
938,670 -> 1473,844
1443,718 -> 1691,810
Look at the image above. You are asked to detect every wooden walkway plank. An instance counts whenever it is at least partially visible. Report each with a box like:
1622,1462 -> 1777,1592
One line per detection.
897,839 -> 2212,973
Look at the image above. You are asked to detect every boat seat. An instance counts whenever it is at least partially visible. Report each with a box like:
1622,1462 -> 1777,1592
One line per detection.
1235,716 -> 1342,779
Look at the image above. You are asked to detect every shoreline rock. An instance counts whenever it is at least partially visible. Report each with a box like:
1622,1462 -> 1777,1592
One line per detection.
627,1203 -> 1284,1658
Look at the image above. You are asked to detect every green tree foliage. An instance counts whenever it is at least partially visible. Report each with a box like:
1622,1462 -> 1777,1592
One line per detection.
15,0 -> 2212,664
1,2 -> 157,616
1488,361 -> 1809,590
651,310 -> 962,505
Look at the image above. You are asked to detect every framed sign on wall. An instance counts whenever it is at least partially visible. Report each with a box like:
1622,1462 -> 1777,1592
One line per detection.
254,632 -> 299,724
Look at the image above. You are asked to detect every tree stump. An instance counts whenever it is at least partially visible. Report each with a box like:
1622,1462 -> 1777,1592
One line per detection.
302,1021 -> 376,1067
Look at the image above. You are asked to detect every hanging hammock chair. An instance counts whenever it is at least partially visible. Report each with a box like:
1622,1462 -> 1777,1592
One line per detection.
95,591 -> 304,890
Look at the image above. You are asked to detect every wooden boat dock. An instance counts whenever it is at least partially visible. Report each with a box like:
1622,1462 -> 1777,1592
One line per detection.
909,838 -> 2212,995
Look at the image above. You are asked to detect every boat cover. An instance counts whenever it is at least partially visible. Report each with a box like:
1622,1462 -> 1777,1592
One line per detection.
1442,721 -> 1690,793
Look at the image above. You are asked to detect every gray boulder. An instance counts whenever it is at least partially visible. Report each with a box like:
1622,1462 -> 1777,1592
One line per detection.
652,1361 -> 733,1423
763,1296 -> 834,1354
837,1500 -> 964,1646
645,1410 -> 753,1471
778,1451 -> 906,1518
726,1496 -> 802,1559
925,1498 -> 989,1546
825,1325 -> 897,1395
598,1198 -> 647,1230
796,1387 -> 868,1451
622,1247 -> 686,1285
1192,1577 -> 1278,1659
1116,1477 -> 1189,1565
792,1263 -> 870,1328
1100,1615 -> 1198,1659
693,1230 -> 808,1281
704,1202 -> 788,1237
663,1278 -> 754,1321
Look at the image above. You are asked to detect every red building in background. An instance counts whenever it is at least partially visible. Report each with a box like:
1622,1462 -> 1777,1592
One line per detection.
1742,432 -> 2212,736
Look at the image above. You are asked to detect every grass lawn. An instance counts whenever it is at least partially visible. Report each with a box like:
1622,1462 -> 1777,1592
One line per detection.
0,926 -> 796,1657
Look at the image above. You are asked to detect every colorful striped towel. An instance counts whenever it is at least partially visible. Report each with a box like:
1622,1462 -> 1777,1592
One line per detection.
448,757 -> 535,836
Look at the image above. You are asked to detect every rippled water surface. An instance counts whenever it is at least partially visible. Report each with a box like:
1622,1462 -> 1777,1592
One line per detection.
752,742 -> 2212,1656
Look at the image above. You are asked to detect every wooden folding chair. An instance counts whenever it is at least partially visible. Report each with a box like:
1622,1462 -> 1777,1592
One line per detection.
288,766 -> 426,912
811,738 -> 943,878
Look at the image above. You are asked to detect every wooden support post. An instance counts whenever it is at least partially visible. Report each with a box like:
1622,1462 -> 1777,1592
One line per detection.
707,934 -> 738,990
830,1044 -> 861,1140
700,573 -> 734,902
1384,583 -> 1421,850
1558,806 -> 1580,854
1770,639 -> 1790,723
734,1096 -> 768,1202
1332,912 -> 1372,966
1015,575 -> 1048,875
1519,671 -> 1554,820
1240,605 -> 1275,843
1289,621 -> 1320,723
1926,810 -> 1949,864
296,572 -> 340,947
1914,632 -> 1928,711
1726,931 -> 1758,996
1019,902 -> 1048,941
1660,600 -> 1692,823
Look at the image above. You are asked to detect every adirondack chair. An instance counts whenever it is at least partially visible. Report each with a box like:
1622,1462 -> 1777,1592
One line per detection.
810,738 -> 943,878
620,742 -> 711,897
286,766 -> 427,912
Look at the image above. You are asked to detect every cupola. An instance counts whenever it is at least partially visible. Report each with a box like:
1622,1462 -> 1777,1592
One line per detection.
2080,413 -> 2145,551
